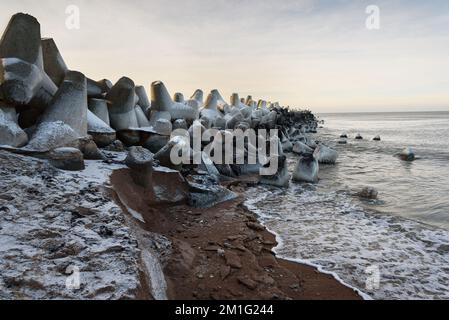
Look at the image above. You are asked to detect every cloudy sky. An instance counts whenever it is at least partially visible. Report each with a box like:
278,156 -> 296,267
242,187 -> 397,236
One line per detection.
1,0 -> 449,112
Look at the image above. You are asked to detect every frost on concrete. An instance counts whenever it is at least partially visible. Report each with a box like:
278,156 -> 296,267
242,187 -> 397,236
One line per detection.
0,107 -> 28,147
0,151 -> 142,299
25,121 -> 79,152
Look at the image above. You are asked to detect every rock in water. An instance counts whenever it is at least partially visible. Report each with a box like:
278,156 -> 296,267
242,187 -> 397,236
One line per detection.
125,146 -> 154,188
292,155 -> 319,183
358,187 -> 378,200
49,147 -> 85,171
106,77 -> 139,131
0,105 -> 28,147
292,141 -> 314,155
355,133 -> 363,140
338,139 -> 348,145
260,154 -> 291,188
340,133 -> 348,139
0,13 -> 57,107
400,147 -> 415,162
305,136 -> 318,149
373,135 -> 381,141
281,139 -> 293,153
313,144 -> 338,164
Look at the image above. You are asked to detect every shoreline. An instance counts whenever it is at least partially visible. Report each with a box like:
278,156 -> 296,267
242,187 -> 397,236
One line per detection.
110,168 -> 362,300
242,180 -> 372,301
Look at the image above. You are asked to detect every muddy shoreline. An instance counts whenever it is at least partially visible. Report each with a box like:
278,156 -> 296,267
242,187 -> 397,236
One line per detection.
111,169 -> 362,300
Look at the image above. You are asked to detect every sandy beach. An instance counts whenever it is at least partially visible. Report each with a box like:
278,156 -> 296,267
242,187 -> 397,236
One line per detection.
111,169 -> 361,300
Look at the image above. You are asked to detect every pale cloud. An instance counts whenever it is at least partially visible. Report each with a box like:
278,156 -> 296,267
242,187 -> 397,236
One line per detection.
1,0 -> 449,112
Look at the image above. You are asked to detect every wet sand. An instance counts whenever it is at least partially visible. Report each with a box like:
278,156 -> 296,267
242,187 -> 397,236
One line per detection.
111,169 -> 361,300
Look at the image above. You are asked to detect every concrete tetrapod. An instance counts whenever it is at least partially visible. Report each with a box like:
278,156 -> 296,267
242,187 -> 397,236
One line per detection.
87,110 -> 116,148
0,13 -> 57,109
39,71 -> 88,136
0,104 -> 28,147
135,85 -> 151,114
26,71 -> 88,151
293,155 -> 319,183
151,81 -> 199,122
88,98 -> 110,126
106,77 -> 139,131
42,37 -> 109,98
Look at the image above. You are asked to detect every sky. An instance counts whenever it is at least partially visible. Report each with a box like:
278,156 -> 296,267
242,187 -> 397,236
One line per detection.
1,0 -> 449,113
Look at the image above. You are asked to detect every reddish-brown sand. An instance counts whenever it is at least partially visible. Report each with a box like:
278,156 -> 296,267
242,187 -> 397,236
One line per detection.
111,169 -> 361,300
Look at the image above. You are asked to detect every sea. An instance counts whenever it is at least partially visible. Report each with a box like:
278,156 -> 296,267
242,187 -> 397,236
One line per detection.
244,111 -> 449,300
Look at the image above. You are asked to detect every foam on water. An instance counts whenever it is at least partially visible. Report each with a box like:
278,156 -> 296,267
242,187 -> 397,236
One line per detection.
245,184 -> 449,300
244,112 -> 449,300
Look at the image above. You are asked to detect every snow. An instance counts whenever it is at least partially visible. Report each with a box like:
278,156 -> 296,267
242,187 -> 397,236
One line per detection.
25,121 -> 79,151
0,151 -> 140,299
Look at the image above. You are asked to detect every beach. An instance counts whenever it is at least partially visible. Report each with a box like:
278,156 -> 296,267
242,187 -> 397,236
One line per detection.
111,168 -> 361,300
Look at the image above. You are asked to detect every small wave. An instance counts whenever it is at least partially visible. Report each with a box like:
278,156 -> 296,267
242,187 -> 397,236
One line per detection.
244,183 -> 449,300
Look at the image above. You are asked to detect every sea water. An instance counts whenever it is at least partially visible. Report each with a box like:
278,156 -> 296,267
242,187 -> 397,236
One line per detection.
245,111 -> 449,300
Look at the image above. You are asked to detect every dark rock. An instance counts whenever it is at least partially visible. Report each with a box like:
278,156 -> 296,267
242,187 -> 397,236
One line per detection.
358,187 -> 378,200
224,251 -> 242,269
81,139 -> 104,160
247,222 -> 265,231
104,140 -> 125,152
237,276 -> 258,290
399,147 -> 415,162
187,175 -> 237,208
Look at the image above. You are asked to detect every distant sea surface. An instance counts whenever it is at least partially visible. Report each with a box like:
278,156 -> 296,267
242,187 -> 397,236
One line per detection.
244,111 -> 449,300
